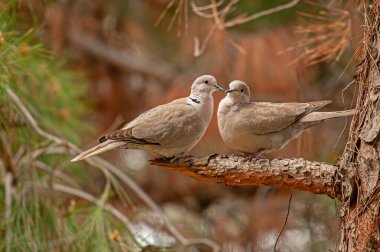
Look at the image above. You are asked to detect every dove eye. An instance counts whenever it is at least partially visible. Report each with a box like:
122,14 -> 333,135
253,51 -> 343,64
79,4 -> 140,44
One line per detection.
241,89 -> 244,92
204,80 -> 209,84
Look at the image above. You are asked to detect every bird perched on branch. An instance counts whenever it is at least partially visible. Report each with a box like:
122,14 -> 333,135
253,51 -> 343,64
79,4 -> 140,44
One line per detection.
217,80 -> 355,158
71,75 -> 224,162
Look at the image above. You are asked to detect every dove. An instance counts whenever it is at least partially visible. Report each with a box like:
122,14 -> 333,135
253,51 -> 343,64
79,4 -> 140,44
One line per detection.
71,75 -> 224,161
217,80 -> 355,157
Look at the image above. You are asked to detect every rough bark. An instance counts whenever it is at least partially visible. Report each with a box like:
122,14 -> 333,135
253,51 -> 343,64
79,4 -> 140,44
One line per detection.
151,155 -> 340,199
338,3 -> 380,251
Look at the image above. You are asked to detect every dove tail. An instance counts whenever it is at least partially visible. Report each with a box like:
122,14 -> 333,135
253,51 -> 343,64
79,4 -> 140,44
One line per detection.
71,141 -> 125,162
299,109 -> 356,123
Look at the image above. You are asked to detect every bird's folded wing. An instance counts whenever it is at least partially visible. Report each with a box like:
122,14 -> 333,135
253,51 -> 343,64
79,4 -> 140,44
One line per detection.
99,98 -> 202,147
240,101 -> 331,134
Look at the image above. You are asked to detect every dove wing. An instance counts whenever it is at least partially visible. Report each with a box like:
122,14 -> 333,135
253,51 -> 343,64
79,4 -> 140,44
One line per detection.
100,98 -> 202,147
237,101 -> 331,134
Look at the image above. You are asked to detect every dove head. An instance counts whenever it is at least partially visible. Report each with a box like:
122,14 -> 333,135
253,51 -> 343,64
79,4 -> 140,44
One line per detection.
191,75 -> 224,95
225,80 -> 250,103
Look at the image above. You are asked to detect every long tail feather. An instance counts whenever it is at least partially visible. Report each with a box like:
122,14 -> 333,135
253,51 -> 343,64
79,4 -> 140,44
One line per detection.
299,109 -> 355,123
307,100 -> 332,110
71,141 -> 125,162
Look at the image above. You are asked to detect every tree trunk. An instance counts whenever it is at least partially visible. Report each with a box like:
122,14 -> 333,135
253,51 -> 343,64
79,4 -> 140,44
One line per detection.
338,3 -> 380,251
151,2 -> 380,251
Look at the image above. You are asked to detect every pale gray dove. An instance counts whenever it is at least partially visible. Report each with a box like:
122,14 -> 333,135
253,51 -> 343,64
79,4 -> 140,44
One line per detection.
217,80 -> 355,157
71,75 -> 224,161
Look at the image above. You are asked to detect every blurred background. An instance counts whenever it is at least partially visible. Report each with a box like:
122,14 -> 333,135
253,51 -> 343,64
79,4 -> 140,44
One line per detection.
0,0 -> 361,251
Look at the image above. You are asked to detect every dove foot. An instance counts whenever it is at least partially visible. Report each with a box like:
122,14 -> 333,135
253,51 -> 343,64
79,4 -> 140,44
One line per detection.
242,150 -> 264,162
166,153 -> 192,163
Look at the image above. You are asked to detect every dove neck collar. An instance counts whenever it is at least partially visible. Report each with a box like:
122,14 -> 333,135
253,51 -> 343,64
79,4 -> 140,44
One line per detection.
189,88 -> 213,103
188,97 -> 201,104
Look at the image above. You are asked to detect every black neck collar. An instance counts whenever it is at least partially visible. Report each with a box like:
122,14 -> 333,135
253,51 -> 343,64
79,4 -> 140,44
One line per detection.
189,97 -> 201,104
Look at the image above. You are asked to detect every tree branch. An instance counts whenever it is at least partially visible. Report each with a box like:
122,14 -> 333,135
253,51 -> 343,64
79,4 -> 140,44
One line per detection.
151,155 -> 341,199
67,29 -> 174,82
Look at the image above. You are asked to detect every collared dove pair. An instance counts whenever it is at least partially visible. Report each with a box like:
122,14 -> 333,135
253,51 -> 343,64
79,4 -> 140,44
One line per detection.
71,75 -> 355,162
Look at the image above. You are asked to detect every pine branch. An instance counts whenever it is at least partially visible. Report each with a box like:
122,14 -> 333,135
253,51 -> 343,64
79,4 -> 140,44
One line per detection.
151,154 -> 341,199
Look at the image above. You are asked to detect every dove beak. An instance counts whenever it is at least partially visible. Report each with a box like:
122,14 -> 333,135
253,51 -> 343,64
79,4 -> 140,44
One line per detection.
214,85 -> 225,92
226,89 -> 237,94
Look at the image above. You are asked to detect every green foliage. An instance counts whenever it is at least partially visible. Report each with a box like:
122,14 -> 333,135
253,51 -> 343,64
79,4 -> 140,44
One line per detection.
0,18 -> 89,145
0,3 -> 158,249
0,4 -> 136,252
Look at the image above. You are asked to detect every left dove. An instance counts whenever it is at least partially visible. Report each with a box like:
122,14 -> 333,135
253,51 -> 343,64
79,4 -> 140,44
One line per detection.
71,75 -> 224,162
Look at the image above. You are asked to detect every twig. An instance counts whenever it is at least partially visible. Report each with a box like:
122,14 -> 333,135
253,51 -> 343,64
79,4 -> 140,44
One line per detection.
191,1 -> 215,18
168,0 -> 183,31
191,0 -> 225,11
91,157 -> 189,245
67,29 -> 174,82
0,132 -> 13,158
5,85 -> 114,195
0,157 -> 5,176
36,182 -> 142,246
219,0 -> 240,19
13,144 -> 28,167
223,0 -> 300,28
5,172 -> 13,252
191,0 -> 235,20
191,0 -> 300,57
5,86 -> 65,145
210,0 -> 222,27
194,25 -> 217,57
33,161 -> 80,188
155,0 -> 176,26
184,0 -> 189,33
274,191 -> 293,252
183,238 -> 220,252
27,145 -> 70,161
49,183 -> 132,226
27,235 -> 79,250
